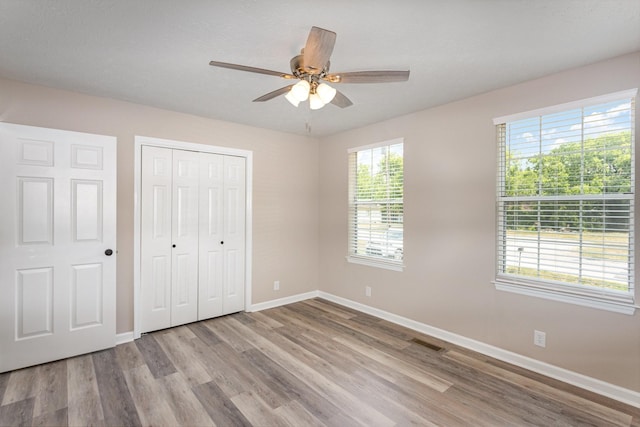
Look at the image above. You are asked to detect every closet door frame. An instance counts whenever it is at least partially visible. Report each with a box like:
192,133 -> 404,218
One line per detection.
133,136 -> 253,340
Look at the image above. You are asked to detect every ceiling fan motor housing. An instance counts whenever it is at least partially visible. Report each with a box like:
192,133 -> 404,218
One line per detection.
290,55 -> 329,80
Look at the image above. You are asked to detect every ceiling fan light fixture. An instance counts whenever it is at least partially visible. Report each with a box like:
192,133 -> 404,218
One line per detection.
209,27 -> 409,111
316,83 -> 337,104
309,93 -> 325,110
291,80 -> 310,101
284,90 -> 300,107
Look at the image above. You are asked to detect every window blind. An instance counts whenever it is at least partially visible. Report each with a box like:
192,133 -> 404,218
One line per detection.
496,96 -> 635,299
348,140 -> 404,267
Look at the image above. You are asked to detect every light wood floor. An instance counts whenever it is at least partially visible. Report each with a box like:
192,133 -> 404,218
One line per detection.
0,298 -> 638,426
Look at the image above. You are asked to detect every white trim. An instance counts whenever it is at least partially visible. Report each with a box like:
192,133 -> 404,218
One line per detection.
133,135 -> 253,339
494,280 -> 637,315
135,135 -> 254,158
115,332 -> 134,345
317,291 -> 640,409
347,137 -> 404,153
346,255 -> 404,272
248,291 -> 320,312
493,88 -> 638,124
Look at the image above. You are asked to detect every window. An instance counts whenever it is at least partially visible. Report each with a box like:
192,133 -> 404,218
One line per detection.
347,139 -> 404,270
494,90 -> 636,314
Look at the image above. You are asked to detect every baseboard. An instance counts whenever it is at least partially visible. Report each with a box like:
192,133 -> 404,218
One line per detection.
317,291 -> 640,409
115,331 -> 134,345
248,290 -> 320,312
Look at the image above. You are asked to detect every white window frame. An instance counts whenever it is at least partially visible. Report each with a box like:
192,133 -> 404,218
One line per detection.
347,138 -> 404,271
493,89 -> 638,315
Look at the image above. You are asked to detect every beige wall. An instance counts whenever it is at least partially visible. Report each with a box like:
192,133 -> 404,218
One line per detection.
318,52 -> 640,392
0,77 -> 320,334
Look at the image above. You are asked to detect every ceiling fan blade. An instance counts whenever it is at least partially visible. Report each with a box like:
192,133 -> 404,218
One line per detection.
303,26 -> 336,73
209,61 -> 296,79
253,85 -> 294,102
331,90 -> 353,108
325,70 -> 410,84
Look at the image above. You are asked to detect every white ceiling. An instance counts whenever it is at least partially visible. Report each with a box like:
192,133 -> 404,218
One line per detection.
1,1 -> 639,137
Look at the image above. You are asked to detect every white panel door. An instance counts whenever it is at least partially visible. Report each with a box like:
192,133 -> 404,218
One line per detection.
221,156 -> 246,314
0,123 -> 116,373
140,146 -> 172,332
198,153 -> 225,318
170,149 -> 200,326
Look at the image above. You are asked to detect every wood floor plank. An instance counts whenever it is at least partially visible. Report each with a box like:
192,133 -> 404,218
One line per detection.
193,380 -> 252,427
32,359 -> 67,417
122,364 -> 179,427
285,303 -> 411,354
114,341 -> 146,372
205,340 -> 291,409
320,311 -> 412,350
230,390 -> 289,427
240,348 -> 359,426
246,310 -> 284,329
0,372 -> 9,405
154,330 -> 213,386
301,298 -> 356,319
271,306 -> 339,339
166,324 -> 197,340
183,336 -> 251,398
1,366 -> 38,406
134,334 -> 176,379
401,341 -> 595,426
272,399 -> 327,427
31,407 -> 67,426
203,316 -> 255,352
279,326 -> 472,426
186,321 -> 223,347
445,350 -> 634,427
67,354 -> 104,427
225,316 -> 396,427
183,328 -> 291,411
332,334 -> 453,392
157,372 -> 215,427
92,349 -> 142,427
233,312 -> 257,325
0,397 -> 35,427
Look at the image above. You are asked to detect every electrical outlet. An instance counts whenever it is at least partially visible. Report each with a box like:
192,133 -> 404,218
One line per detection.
274,280 -> 280,291
365,286 -> 372,297
534,330 -> 546,348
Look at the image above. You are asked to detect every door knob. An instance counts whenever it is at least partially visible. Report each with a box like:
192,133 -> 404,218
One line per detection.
105,249 -> 113,256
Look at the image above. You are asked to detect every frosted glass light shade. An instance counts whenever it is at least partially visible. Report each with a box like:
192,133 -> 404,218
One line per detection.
316,83 -> 337,104
284,90 -> 300,107
291,80 -> 310,101
309,93 -> 325,110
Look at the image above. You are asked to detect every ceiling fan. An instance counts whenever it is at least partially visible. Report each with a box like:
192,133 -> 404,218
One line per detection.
209,26 -> 410,110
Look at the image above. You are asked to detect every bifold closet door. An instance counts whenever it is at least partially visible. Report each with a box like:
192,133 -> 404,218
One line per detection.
198,154 -> 246,318
140,146 -> 199,333
169,149 -> 200,326
140,146 -> 171,332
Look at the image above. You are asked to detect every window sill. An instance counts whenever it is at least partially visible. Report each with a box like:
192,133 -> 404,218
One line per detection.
493,278 -> 637,315
346,255 -> 404,272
